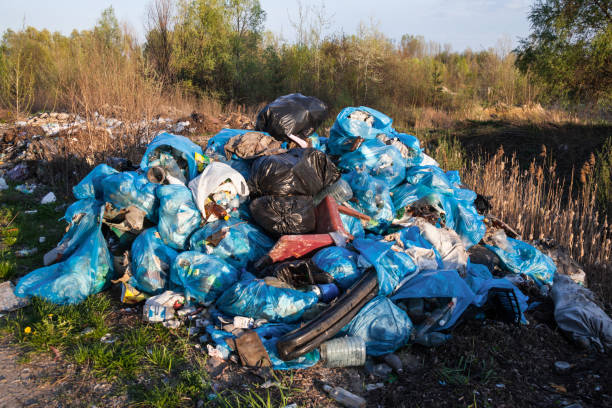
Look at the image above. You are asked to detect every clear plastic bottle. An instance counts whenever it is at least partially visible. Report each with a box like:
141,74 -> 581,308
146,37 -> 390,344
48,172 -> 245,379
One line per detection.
313,178 -> 353,205
322,384 -> 366,408
320,336 -> 366,368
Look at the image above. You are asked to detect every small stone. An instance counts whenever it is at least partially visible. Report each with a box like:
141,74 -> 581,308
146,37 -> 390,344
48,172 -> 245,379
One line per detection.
554,361 -> 572,374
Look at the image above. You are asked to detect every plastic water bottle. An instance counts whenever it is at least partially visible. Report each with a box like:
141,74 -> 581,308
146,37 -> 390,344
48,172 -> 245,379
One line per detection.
320,336 -> 366,368
322,384 -> 366,408
313,178 -> 353,205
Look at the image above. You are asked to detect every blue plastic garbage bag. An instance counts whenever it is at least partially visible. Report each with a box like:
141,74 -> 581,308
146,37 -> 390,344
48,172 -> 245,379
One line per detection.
170,252 -> 240,304
340,212 -> 365,239
396,226 -> 444,270
485,238 -> 556,286
342,171 -> 394,233
157,184 -> 202,250
391,269 -> 476,331
464,263 -> 528,321
205,129 -> 252,158
15,204 -> 113,305
339,139 -> 406,188
140,132 -> 205,181
312,247 -> 363,290
216,277 -> 318,323
189,218 -> 274,269
378,132 -> 423,167
102,171 -> 158,221
353,238 -> 417,296
341,296 -> 413,356
405,166 -> 455,195
130,227 -> 179,294
73,164 -> 118,200
328,107 -> 394,155
54,199 -> 105,260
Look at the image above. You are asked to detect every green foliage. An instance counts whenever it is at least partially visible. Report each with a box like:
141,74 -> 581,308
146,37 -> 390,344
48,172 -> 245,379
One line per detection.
516,0 -> 612,104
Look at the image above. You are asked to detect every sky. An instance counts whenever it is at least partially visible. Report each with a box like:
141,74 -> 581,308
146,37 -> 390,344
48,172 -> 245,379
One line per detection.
0,0 -> 533,52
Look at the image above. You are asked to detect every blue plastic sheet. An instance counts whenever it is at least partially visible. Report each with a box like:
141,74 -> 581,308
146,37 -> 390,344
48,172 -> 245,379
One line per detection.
342,296 -> 413,356
189,218 -> 274,269
397,226 -> 444,269
15,203 -> 113,305
140,132 -> 205,181
216,277 -> 318,322
73,164 -> 118,200
328,107 -> 394,155
170,252 -> 240,304
102,171 -> 159,221
342,171 -> 394,233
485,238 -> 556,286
312,247 -> 363,290
130,227 -> 179,294
391,269 -> 476,331
353,238 -> 417,296
157,184 -> 202,250
339,139 -> 406,188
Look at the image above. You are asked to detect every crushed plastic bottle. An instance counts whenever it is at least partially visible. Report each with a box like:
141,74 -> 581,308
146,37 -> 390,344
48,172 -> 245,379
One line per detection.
322,384 -> 366,408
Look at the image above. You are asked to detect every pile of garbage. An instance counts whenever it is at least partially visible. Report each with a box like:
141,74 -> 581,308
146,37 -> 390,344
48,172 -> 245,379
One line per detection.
9,93 -> 612,374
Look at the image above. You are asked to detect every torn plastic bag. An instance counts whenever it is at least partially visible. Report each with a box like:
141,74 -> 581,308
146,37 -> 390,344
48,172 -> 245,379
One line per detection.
255,93 -> 328,142
338,139 -> 406,188
464,263 -> 528,322
384,226 -> 442,272
216,276 -> 319,323
341,296 -> 413,356
551,274 -> 612,352
249,148 -> 339,197
188,161 -> 249,218
157,184 -> 202,250
224,131 -> 286,160
189,218 -> 274,269
391,269 -> 475,331
484,231 -> 556,286
130,227 -> 179,294
140,132 -> 205,181
260,259 -> 334,287
398,217 -> 468,275
15,205 -> 113,305
312,247 -> 363,290
376,132 -> 423,167
170,252 -> 240,305
340,212 -> 365,239
328,107 -> 394,155
342,171 -> 394,233
249,195 -> 316,237
353,238 -> 417,296
102,171 -> 159,221
73,164 -> 118,200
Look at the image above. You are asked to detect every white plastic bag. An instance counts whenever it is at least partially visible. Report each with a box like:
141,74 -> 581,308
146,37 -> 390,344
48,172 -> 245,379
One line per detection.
188,161 -> 249,216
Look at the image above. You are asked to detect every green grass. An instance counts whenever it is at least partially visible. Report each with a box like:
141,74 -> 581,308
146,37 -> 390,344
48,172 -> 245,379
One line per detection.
437,354 -> 498,387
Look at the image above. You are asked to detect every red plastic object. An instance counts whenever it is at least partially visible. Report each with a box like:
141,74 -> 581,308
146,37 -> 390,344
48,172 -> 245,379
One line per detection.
315,195 -> 347,234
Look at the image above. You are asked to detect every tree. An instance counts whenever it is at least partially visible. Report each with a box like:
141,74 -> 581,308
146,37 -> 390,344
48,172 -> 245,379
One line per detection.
516,0 -> 612,104
145,0 -> 175,82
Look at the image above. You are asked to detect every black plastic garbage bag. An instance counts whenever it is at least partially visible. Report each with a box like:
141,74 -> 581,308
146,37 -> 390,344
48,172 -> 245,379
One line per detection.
259,259 -> 334,287
249,195 -> 316,236
255,93 -> 328,142
249,148 -> 339,197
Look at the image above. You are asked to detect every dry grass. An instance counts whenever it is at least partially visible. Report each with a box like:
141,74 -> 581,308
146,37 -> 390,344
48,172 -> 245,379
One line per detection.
463,148 -> 612,300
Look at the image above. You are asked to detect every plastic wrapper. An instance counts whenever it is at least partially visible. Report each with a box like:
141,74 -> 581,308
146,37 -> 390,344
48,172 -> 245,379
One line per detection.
339,139 -> 406,188
255,93 -> 328,142
249,195 -> 316,237
216,277 -> 319,323
130,227 -> 179,294
140,132 -> 205,181
102,171 -> 159,221
157,184 -> 202,250
249,148 -> 339,197
73,164 -> 118,200
170,252 -> 240,304
342,171 -> 394,233
341,296 -> 413,356
312,247 -> 363,290
189,218 -> 274,269
15,204 -> 113,305
353,238 -> 417,296
485,232 -> 556,286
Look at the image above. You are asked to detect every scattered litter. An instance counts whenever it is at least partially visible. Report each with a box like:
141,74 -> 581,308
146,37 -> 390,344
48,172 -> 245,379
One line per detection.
15,184 -> 36,194
81,327 -> 94,335
188,327 -> 200,336
41,192 -> 57,204
7,163 -> 28,181
16,248 -> 38,257
39,236 -> 46,243
496,383 -> 506,389
0,282 -> 30,312
0,177 -> 8,191
100,333 -> 117,343
162,319 -> 181,329
143,291 -> 185,323
365,383 -> 384,391
24,210 -> 38,214
554,361 -> 572,374
320,336 -> 366,368
322,384 -> 366,408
